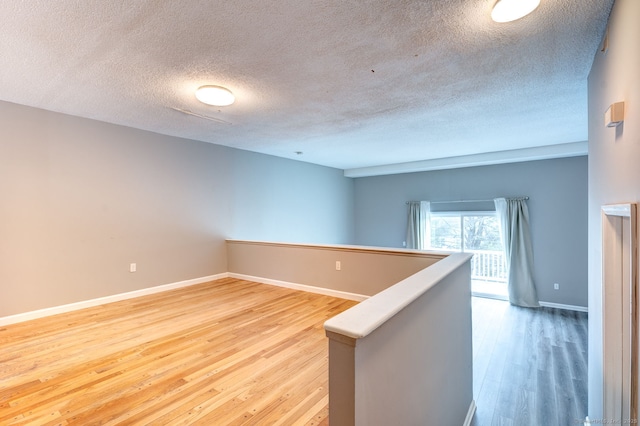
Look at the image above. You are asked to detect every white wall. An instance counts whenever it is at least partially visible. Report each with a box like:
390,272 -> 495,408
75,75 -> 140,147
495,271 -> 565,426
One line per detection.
353,157 -> 588,307
587,0 -> 640,418
0,100 -> 354,317
325,254 -> 473,426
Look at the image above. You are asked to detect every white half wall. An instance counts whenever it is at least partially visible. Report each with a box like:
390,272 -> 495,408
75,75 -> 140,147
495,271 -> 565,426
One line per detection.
325,253 -> 474,425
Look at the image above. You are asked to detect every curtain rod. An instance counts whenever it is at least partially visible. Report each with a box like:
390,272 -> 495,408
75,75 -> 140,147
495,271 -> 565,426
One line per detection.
406,196 -> 529,205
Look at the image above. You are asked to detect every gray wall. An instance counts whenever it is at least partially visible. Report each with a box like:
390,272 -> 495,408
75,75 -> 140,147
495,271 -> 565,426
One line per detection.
587,0 -> 640,418
0,100 -> 354,317
353,157 -> 588,307
228,149 -> 354,244
227,240 -> 442,297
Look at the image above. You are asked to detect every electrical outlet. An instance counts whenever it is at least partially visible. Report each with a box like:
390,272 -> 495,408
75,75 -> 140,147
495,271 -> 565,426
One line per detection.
130,263 -> 137,273
553,283 -> 559,290
335,261 -> 341,271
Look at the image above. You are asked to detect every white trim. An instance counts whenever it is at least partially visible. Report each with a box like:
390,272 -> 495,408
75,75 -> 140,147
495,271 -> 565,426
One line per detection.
472,296 -> 588,312
344,141 -> 588,178
472,292 -> 509,301
463,400 -> 477,426
602,203 -> 632,217
430,210 -> 497,216
227,239 -> 447,260
324,253 -> 472,338
0,274 -> 227,326
228,273 -> 369,302
600,202 -> 638,420
539,301 -> 589,313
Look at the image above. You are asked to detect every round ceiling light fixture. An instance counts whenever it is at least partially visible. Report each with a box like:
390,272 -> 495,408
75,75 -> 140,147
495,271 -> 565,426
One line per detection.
195,85 -> 235,106
491,0 -> 540,23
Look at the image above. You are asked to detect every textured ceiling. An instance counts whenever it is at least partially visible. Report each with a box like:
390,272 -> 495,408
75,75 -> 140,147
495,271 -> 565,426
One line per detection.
0,0 -> 613,172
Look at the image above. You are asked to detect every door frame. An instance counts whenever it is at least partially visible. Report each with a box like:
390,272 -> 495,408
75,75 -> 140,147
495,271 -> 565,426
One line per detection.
601,203 -> 638,421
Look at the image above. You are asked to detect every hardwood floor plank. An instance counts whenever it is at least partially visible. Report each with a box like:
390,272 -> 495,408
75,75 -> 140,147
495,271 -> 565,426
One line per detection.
2,281 -> 589,425
0,279 -> 357,425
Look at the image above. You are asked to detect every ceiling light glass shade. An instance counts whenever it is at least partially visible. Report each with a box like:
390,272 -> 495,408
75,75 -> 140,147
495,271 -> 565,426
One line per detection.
491,0 -> 540,23
195,85 -> 235,106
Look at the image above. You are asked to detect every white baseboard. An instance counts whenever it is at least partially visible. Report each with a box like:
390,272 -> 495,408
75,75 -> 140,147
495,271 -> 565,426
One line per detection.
228,273 -> 369,302
1,272 -> 369,327
473,294 -> 588,313
463,400 -> 477,426
472,292 -> 508,301
0,274 -> 227,326
539,301 -> 588,313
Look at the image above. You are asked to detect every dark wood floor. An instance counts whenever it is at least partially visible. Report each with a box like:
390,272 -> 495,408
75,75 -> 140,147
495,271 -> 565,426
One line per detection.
471,297 -> 588,426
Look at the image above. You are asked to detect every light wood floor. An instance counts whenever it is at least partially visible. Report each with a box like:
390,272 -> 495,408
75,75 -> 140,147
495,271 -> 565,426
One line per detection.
471,297 -> 588,426
0,278 -> 357,425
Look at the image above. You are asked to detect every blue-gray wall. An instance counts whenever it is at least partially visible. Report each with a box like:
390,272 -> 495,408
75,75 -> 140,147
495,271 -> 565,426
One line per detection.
353,157 -> 588,307
0,96 -> 589,314
229,149 -> 354,244
0,100 -> 354,316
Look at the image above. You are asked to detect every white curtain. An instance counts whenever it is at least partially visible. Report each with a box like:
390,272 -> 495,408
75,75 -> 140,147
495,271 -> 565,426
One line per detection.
406,201 -> 431,250
494,197 -> 540,307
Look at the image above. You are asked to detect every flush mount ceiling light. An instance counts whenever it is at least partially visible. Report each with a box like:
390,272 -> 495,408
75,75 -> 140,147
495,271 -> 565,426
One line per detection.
491,0 -> 540,23
195,85 -> 235,106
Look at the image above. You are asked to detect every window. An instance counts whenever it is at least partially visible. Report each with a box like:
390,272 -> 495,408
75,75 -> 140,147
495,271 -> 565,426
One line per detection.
428,211 -> 507,297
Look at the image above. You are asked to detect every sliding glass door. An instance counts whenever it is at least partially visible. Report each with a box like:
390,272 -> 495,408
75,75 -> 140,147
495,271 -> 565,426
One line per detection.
429,212 -> 507,299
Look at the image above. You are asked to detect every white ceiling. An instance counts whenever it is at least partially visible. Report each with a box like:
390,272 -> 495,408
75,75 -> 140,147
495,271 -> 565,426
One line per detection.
0,0 -> 613,174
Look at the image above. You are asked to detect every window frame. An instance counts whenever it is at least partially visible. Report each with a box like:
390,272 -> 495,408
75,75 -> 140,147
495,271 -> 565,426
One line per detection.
427,210 -> 499,253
